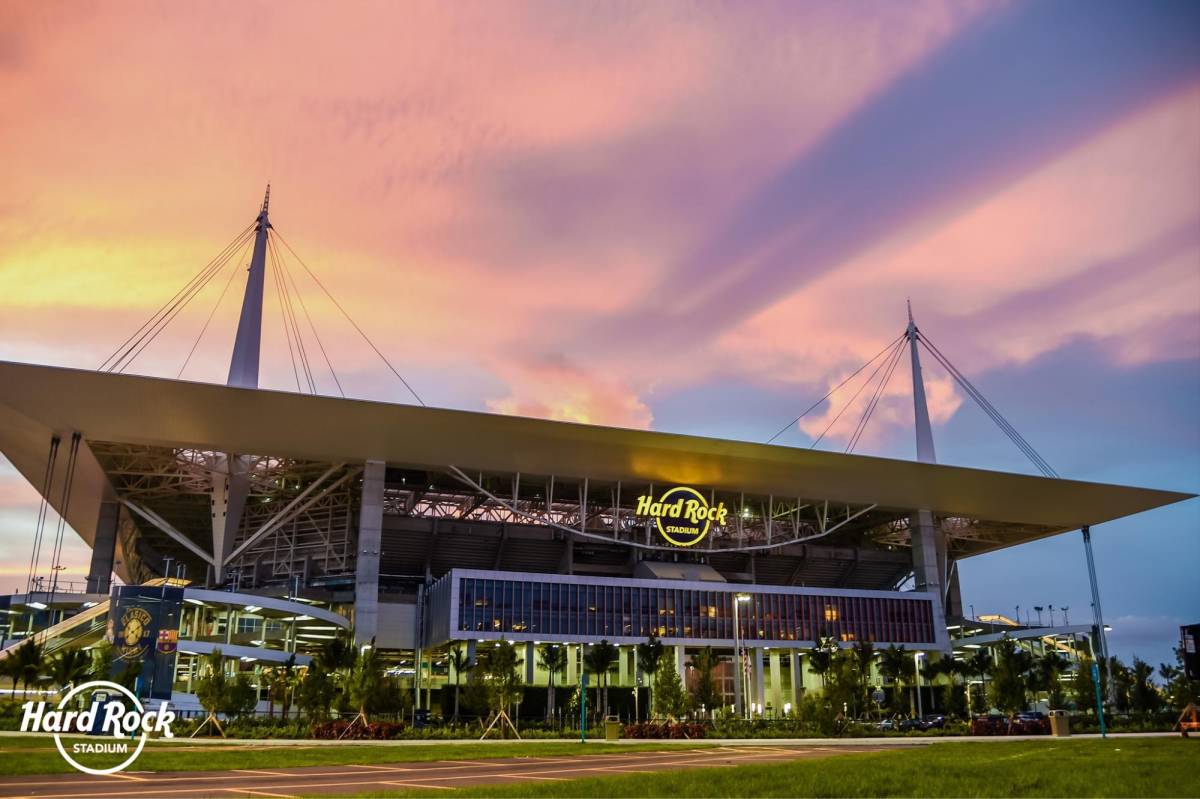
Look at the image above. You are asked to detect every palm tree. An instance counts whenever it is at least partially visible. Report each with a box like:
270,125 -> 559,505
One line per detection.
1034,651 -> 1069,708
851,640 -> 876,712
582,640 -> 618,720
967,649 -> 993,714
16,639 -> 45,700
537,644 -> 567,722
448,647 -> 474,723
267,655 -> 297,719
194,649 -> 230,737
807,636 -> 838,690
52,649 -> 90,694
877,644 -> 913,716
345,640 -> 382,733
636,635 -> 664,720
1,651 -> 22,696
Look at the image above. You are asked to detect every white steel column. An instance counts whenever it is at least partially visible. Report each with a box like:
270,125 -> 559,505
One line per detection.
355,460 -> 385,646
753,647 -> 765,715
768,651 -> 782,715
789,650 -> 803,705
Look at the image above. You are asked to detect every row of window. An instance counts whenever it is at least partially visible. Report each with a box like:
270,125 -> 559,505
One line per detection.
456,578 -> 935,644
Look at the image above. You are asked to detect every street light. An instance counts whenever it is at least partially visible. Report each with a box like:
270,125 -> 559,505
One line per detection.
733,593 -> 751,719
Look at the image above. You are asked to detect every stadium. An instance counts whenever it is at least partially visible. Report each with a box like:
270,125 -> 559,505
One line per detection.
0,193 -> 1191,717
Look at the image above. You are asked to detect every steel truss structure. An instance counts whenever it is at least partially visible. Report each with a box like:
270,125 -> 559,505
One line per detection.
89,441 -> 360,587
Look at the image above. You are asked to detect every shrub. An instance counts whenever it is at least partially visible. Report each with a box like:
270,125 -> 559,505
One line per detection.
623,721 -> 706,739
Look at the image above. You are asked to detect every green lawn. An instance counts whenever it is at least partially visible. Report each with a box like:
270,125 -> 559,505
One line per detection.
369,739 -> 1198,799
0,736 -> 702,776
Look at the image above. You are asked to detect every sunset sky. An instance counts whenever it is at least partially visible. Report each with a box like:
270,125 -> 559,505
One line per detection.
1,0 -> 1197,668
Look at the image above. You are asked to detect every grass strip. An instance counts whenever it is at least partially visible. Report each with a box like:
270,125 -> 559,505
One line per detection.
347,739 -> 1199,798
0,736 -> 705,776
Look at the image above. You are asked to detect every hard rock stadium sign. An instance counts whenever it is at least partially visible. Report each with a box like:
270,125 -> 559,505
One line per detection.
635,486 -> 729,547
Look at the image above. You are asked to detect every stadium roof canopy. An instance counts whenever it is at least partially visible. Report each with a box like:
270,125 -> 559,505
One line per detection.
0,360 -> 1192,578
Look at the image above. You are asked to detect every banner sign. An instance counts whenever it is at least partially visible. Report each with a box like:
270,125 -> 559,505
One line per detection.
1182,624 -> 1200,681
106,584 -> 184,701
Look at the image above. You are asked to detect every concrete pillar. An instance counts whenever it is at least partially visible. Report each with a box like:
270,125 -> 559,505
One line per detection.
566,644 -> 578,685
789,651 -> 803,707
675,645 -> 686,685
769,651 -> 782,716
86,501 -> 119,594
753,647 -> 765,715
355,460 -> 385,646
526,642 -> 535,685
618,645 -> 629,687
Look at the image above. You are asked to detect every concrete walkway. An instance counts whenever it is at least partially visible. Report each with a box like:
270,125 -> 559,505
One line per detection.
1,729 -> 1177,747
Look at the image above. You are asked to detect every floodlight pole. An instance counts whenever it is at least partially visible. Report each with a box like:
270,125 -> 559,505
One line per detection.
733,597 -> 743,718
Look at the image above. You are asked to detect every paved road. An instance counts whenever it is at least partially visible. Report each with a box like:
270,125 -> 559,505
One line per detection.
0,744 -> 891,798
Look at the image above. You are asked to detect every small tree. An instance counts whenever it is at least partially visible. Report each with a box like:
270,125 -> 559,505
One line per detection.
989,638 -> 1030,716
1073,655 -> 1099,713
537,643 -> 566,722
478,641 -> 523,739
1159,647 -> 1200,711
582,640 -> 618,720
686,647 -> 722,718
226,674 -> 258,719
636,635 -> 664,720
1109,656 -> 1133,713
193,649 -> 229,737
1130,657 -> 1161,715
653,664 -> 688,720
448,647 -> 474,723
341,639 -> 382,736
296,663 -> 335,721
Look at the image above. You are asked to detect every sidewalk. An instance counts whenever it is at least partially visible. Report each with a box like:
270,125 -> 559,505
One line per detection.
0,729 -> 1178,746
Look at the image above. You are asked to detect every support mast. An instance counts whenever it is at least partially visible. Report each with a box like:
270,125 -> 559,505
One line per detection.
210,187 -> 271,584
906,303 -> 955,649
227,186 -> 271,389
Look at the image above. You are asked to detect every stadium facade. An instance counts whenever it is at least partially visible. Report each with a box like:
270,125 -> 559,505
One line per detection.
0,194 -> 1191,716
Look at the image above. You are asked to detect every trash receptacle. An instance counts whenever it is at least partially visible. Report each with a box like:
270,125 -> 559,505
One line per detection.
604,716 -> 621,741
1049,709 -> 1070,737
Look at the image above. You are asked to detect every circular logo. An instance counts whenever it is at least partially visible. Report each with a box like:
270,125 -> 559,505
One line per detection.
53,680 -> 148,775
118,607 -> 152,659
655,486 -> 713,547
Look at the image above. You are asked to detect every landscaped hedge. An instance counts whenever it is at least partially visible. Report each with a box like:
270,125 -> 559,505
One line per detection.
970,717 -> 1049,736
310,719 -> 407,739
623,722 -> 707,739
